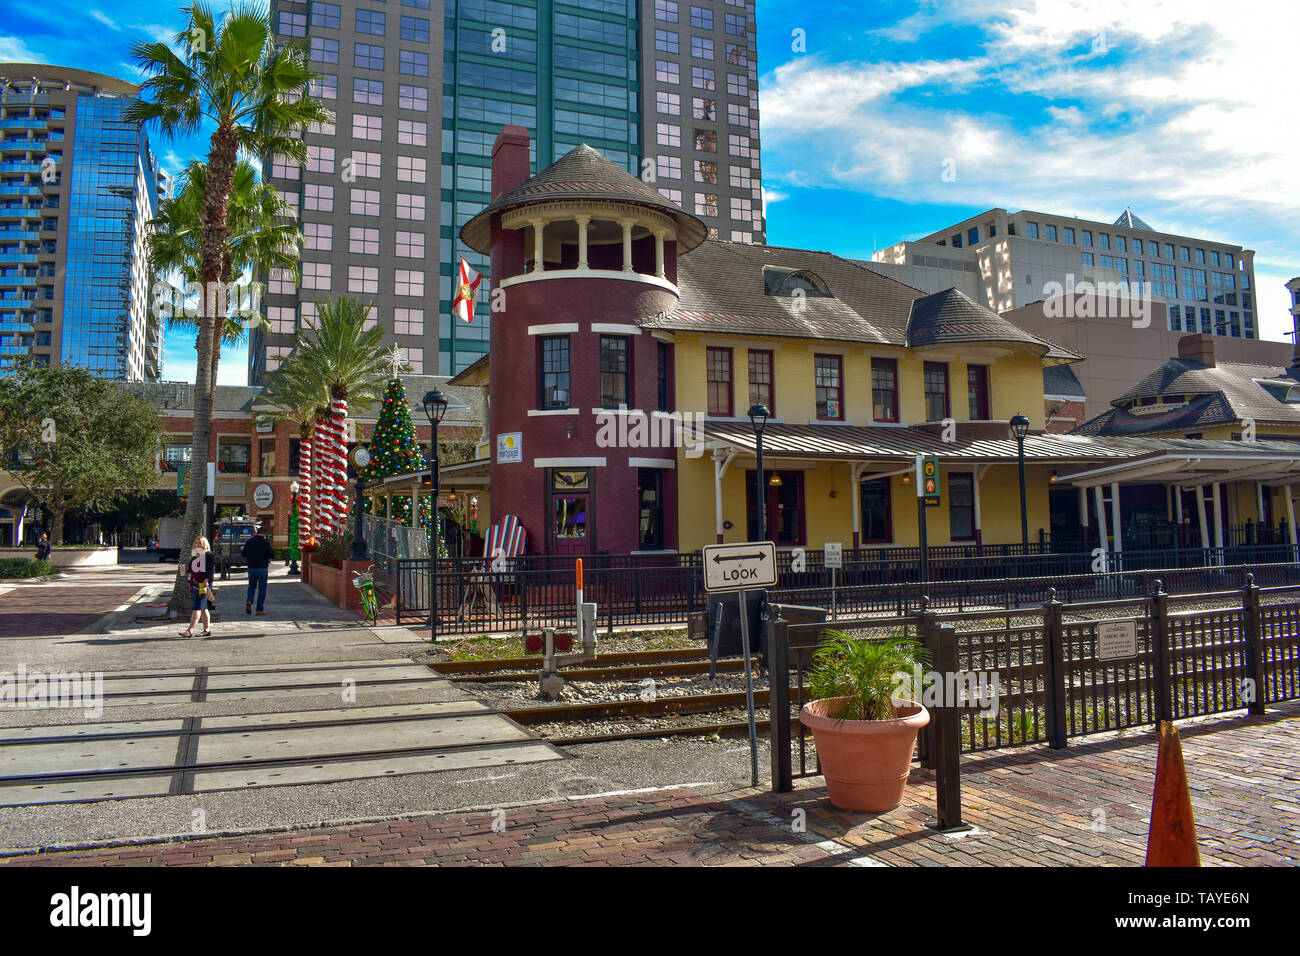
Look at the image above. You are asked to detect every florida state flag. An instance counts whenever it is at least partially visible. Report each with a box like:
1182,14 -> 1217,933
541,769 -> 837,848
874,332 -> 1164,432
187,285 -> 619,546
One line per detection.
452,257 -> 483,323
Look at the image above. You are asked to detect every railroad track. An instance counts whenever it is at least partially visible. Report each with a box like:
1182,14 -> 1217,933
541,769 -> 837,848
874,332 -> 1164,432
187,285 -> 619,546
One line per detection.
431,651 -> 774,744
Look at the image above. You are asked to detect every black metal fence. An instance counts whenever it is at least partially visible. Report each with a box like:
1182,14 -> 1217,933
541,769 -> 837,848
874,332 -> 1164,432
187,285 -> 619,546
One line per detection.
379,543 -> 1300,635
763,578 -> 1300,803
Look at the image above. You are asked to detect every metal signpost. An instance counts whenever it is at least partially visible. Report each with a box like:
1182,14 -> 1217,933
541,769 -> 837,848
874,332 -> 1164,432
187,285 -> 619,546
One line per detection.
824,541 -> 842,621
916,454 -> 940,583
702,541 -> 777,786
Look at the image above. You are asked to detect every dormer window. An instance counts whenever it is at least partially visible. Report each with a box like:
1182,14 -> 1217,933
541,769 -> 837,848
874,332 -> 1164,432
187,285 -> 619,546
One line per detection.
763,266 -> 832,298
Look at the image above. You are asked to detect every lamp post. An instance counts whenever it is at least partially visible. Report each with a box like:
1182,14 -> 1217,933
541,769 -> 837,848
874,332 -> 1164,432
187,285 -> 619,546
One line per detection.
1009,413 -> 1031,549
422,388 -> 450,640
288,480 -> 300,575
748,404 -> 770,541
349,446 -> 371,562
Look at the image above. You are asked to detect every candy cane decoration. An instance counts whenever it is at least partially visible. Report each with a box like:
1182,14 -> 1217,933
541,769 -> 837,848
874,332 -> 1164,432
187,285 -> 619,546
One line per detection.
314,411 -> 333,536
329,396 -> 349,533
298,430 -> 313,543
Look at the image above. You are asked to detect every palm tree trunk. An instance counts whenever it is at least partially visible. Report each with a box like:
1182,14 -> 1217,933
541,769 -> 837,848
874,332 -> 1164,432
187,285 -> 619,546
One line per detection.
299,430 -> 313,543
330,396 -> 348,535
168,124 -> 239,614
314,412 -> 332,536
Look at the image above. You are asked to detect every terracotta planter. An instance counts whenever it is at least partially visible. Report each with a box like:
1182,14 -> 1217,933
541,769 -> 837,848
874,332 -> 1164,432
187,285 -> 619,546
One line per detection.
800,697 -> 930,812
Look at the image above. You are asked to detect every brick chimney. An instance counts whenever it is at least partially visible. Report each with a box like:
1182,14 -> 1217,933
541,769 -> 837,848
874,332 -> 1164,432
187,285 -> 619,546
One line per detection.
491,125 -> 532,200
1177,333 -> 1216,368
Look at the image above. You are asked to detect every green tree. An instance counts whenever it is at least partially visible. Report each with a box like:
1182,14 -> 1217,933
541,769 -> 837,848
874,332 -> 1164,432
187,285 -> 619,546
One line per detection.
290,297 -> 400,536
0,362 -> 164,545
128,2 -> 329,609
261,349 -> 330,543
148,158 -> 302,387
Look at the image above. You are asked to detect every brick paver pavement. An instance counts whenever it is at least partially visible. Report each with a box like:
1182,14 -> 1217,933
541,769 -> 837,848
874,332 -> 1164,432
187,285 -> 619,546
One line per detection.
0,584 -> 140,638
4,705 -> 1296,866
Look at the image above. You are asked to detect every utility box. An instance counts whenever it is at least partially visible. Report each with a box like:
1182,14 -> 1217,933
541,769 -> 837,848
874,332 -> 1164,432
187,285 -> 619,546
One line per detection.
706,589 -> 768,658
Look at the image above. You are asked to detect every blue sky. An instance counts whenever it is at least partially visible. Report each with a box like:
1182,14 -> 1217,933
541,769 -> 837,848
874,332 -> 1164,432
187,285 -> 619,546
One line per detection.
4,0 -> 1297,385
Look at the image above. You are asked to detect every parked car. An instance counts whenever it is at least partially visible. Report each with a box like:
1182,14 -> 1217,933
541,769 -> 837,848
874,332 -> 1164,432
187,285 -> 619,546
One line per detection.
214,517 -> 259,575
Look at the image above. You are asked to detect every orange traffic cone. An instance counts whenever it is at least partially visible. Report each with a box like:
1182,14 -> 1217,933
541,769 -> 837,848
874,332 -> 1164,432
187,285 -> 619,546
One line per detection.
1145,720 -> 1200,867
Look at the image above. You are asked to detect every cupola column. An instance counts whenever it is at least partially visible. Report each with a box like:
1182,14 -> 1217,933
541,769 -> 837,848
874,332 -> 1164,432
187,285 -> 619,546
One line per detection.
619,219 -> 634,272
653,228 -> 667,278
530,218 -> 545,273
575,214 -> 591,269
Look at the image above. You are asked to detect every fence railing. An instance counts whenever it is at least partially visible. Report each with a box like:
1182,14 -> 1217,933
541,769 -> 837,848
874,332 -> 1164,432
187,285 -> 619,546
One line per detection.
762,577 -> 1300,812
381,542 -> 1300,635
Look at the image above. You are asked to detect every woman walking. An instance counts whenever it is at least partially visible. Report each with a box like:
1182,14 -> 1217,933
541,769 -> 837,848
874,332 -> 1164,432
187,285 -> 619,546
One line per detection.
180,536 -> 216,638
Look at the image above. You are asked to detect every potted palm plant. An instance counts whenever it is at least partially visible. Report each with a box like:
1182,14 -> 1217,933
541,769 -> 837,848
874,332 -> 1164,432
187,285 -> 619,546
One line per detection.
800,631 -> 931,812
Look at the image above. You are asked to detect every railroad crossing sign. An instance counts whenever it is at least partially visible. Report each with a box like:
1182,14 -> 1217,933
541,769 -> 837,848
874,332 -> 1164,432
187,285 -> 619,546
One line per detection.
702,541 -> 777,592
917,455 -> 941,500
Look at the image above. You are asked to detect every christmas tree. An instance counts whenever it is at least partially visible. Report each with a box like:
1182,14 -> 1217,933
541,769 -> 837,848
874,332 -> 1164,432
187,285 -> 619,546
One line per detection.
359,377 -> 445,556
360,378 -> 427,482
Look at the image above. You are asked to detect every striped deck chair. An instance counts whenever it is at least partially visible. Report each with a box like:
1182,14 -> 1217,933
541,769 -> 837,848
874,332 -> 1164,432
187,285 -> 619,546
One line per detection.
459,515 -> 528,621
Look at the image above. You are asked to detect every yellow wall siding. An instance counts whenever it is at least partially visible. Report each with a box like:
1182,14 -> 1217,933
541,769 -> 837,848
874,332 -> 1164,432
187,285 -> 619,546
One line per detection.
671,333 -> 1058,552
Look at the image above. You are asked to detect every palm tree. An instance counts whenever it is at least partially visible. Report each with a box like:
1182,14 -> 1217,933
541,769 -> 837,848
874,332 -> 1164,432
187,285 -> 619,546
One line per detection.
260,352 -> 329,545
290,298 -> 402,537
128,2 -> 330,609
149,158 -> 301,392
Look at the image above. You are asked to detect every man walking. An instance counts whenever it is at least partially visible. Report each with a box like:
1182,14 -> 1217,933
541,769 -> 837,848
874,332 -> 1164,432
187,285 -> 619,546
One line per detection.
242,526 -> 274,616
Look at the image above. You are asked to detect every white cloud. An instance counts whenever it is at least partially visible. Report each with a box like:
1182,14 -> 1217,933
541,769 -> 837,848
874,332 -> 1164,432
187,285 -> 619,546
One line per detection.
0,36 -> 46,63
89,9 -> 122,31
761,0 -> 1300,338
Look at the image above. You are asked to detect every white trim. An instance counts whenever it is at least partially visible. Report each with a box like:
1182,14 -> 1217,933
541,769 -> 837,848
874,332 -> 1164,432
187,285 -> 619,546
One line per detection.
809,344 -> 850,354
1044,393 -> 1084,402
498,268 -> 678,295
527,408 -> 580,417
629,457 -> 676,469
591,407 -> 650,417
591,322 -> 642,335
533,457 -> 606,468
528,323 -> 579,335
808,419 -> 857,426
650,330 -> 676,343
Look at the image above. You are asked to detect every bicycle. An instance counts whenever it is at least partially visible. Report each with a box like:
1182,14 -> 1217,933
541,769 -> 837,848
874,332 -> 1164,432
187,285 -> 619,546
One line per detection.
352,565 -> 379,623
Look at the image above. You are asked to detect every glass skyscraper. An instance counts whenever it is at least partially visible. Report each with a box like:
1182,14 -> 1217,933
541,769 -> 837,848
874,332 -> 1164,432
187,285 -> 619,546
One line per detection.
0,64 -> 163,380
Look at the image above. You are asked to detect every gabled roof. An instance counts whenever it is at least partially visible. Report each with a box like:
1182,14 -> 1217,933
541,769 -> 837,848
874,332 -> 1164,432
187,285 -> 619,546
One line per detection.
649,242 -> 922,345
1114,207 -> 1154,231
460,144 -> 707,254
1075,357 -> 1300,435
906,288 -> 1081,361
643,242 -> 1081,362
1044,364 -> 1086,400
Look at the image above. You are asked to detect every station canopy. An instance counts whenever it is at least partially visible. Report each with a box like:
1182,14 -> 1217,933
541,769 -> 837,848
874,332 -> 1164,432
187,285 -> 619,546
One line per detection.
701,422 -> 1300,486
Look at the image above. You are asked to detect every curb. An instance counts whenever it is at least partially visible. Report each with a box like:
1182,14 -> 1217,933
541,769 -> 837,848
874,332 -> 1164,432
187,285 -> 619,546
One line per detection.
0,781 -> 734,860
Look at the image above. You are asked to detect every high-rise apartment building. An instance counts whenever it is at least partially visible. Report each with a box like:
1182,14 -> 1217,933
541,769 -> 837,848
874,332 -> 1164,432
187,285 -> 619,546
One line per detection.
0,64 -> 165,380
258,0 -> 762,381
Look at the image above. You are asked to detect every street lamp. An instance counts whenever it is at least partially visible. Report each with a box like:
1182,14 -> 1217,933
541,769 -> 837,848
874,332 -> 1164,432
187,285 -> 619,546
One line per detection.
748,404 -> 770,541
422,388 -> 450,640
349,445 -> 371,562
288,480 -> 300,575
1009,413 -> 1031,549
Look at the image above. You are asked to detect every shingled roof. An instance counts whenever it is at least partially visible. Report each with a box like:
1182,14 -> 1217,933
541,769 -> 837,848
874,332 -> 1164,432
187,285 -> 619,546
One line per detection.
1075,358 -> 1300,435
906,288 -> 1081,361
460,144 -> 707,254
646,241 -> 1080,362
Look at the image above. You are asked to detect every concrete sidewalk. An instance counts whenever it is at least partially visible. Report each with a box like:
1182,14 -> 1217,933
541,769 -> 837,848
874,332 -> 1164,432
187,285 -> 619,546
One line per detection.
3,703 -> 1296,866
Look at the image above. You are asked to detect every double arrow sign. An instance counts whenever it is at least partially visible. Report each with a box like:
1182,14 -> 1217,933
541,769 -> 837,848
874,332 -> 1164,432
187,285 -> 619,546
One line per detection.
702,541 -> 777,592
